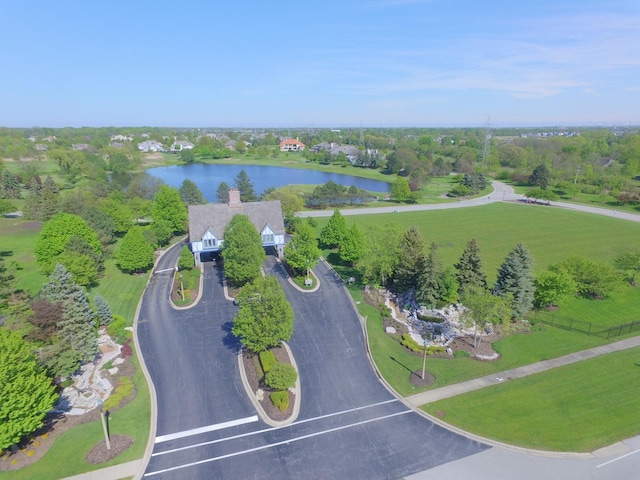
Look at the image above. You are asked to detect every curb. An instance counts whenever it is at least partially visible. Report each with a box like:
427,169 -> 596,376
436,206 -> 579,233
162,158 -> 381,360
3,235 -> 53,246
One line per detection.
237,341 -> 301,428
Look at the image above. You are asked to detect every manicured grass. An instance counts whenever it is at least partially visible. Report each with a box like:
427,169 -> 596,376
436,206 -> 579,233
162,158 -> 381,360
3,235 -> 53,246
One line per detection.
317,202 -> 640,283
0,351 -> 150,480
0,217 -> 47,294
421,347 -> 640,452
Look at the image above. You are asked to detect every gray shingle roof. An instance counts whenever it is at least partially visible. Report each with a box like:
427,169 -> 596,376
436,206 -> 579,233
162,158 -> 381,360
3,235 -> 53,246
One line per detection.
188,200 -> 285,242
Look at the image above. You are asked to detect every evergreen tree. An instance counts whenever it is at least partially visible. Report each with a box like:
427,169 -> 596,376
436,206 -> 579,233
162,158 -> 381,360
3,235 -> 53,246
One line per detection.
179,179 -> 206,205
283,222 -> 321,276
417,242 -> 443,307
393,226 -> 427,294
494,243 -> 535,318
455,239 -> 487,296
153,185 -> 187,234
222,214 -> 265,286
116,226 -> 155,273
216,182 -> 230,203
529,164 -> 551,189
23,177 -> 43,220
42,264 -> 98,363
234,169 -> 257,202
232,276 -> 294,353
0,169 -> 21,199
319,209 -> 347,248
0,256 -> 16,314
339,224 -> 365,266
0,329 -> 58,451
94,295 -> 113,326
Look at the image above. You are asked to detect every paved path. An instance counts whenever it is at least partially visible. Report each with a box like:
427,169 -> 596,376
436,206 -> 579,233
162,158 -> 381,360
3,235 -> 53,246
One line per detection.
61,459 -> 142,480
405,336 -> 640,406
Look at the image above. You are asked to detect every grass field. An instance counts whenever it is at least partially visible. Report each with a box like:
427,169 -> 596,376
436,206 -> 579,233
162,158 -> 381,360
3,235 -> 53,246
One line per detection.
316,202 -> 640,283
0,218 -> 47,294
0,350 -> 150,480
421,347 -> 640,452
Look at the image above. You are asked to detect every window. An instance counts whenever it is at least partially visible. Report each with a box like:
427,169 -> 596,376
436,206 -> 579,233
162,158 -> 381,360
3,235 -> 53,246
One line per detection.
203,238 -> 216,249
262,233 -> 274,244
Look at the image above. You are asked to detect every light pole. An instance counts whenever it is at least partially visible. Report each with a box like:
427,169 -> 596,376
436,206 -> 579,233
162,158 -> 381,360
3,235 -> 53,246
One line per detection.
97,398 -> 111,451
179,273 -> 185,302
421,338 -> 428,380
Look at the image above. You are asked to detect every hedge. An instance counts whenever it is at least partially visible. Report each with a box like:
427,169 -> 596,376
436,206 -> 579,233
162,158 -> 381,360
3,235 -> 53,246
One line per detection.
270,391 -> 289,411
259,350 -> 277,374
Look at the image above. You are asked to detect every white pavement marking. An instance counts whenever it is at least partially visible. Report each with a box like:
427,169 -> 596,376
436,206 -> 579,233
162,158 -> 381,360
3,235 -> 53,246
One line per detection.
154,416 -> 259,444
145,410 -> 412,477
596,449 -> 640,468
152,398 -> 399,457
154,267 -> 176,274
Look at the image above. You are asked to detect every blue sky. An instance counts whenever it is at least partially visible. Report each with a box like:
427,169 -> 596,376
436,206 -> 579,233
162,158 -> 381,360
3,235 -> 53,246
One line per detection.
1,0 -> 639,128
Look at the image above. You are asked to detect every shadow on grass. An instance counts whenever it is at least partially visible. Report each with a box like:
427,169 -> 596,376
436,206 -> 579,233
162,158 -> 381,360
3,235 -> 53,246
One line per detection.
390,356 -> 413,374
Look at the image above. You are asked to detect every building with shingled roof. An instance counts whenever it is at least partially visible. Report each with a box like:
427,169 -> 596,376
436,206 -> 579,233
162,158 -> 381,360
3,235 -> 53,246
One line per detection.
188,188 -> 285,265
279,138 -> 306,152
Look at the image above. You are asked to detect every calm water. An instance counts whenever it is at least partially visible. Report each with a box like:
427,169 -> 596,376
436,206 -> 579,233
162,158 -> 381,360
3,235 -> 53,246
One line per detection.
147,164 -> 390,201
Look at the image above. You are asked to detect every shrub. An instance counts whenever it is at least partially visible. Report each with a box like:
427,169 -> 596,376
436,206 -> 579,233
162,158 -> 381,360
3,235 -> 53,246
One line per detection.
416,313 -> 443,323
103,376 -> 134,411
270,391 -> 289,411
107,314 -> 129,343
400,334 -> 424,353
264,363 -> 297,391
259,350 -> 277,373
121,339 -> 133,358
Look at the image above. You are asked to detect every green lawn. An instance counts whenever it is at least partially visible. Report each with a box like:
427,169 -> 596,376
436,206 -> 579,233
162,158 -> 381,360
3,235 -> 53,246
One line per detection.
0,351 -> 150,480
421,347 -> 640,452
0,218 -> 47,294
318,202 -> 640,283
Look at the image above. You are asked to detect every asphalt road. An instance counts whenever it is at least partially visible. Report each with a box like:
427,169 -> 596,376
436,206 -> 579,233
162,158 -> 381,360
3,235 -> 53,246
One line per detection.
137,247 -> 487,479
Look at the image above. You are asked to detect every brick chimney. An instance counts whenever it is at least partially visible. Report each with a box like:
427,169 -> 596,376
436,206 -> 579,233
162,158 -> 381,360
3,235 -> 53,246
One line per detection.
228,188 -> 241,207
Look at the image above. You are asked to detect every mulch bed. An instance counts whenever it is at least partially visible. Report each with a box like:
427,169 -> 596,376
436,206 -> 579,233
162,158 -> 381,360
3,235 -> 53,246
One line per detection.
242,345 -> 295,422
409,370 -> 436,387
85,435 -> 134,464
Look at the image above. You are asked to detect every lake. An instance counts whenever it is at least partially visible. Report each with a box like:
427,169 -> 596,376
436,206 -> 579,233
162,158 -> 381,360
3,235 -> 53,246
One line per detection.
147,164 -> 390,202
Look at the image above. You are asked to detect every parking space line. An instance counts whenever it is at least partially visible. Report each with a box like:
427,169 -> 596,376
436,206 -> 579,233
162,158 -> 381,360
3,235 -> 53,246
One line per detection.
155,416 -> 259,443
597,449 -> 640,468
145,410 -> 412,476
152,399 -> 399,457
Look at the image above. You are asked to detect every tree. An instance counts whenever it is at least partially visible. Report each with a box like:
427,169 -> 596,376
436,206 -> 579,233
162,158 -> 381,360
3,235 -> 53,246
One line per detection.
55,251 -> 99,287
283,222 -> 321,277
34,213 -> 102,274
222,214 -> 265,287
179,179 -> 206,205
178,245 -> 194,270
461,286 -> 512,348
525,188 -> 558,204
0,169 -> 21,199
83,206 -> 117,246
417,243 -> 444,307
493,243 -> 535,319
116,227 -> 155,273
460,172 -> 486,193
94,295 -> 113,326
0,256 -> 16,314
153,185 -> 187,234
359,223 -> 403,287
42,264 -> 98,363
232,276 -> 294,353
339,224 -> 365,266
529,164 -> 551,189
180,148 -> 195,164
455,239 -> 487,296
264,363 -> 297,391
0,329 -> 58,452
614,247 -> 640,286
551,255 -> 620,299
393,226 -> 427,294
216,182 -> 230,203
319,209 -> 347,248
534,270 -> 577,308
234,170 -> 257,202
98,194 -> 134,233
390,177 -> 411,202
262,189 -> 304,225
27,298 -> 64,342
149,218 -> 174,247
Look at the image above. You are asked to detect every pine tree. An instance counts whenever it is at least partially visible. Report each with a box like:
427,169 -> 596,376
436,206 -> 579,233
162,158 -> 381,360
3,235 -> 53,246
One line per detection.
455,239 -> 487,296
393,226 -> 427,294
216,182 -> 230,203
234,170 -> 257,202
179,179 -> 206,205
417,242 -> 443,307
0,329 -> 58,451
0,169 -> 21,199
94,295 -> 113,325
0,256 -> 16,314
494,243 -> 535,318
529,164 -> 551,189
42,264 -> 98,363
319,209 -> 347,249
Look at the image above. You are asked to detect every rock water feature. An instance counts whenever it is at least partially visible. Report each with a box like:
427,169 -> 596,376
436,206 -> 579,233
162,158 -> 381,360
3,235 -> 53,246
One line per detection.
55,328 -> 127,415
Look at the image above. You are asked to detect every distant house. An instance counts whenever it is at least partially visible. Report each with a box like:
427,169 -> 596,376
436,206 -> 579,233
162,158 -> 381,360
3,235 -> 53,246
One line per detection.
110,134 -> 133,142
188,189 -> 285,266
34,144 -> 48,152
71,143 -> 90,151
279,138 -> 306,152
110,142 -> 125,149
138,140 -> 165,152
171,140 -> 194,152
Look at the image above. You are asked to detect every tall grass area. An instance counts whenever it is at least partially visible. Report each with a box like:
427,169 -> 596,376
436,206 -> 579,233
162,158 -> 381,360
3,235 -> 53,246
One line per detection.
422,347 -> 640,452
0,351 -> 150,480
316,202 -> 640,282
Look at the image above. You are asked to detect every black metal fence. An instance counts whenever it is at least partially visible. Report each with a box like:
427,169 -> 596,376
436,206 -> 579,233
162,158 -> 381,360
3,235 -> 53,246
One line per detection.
536,313 -> 640,339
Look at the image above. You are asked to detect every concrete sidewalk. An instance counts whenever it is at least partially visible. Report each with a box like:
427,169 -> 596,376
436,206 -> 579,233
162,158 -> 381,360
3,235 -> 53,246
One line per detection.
61,459 -> 142,480
405,335 -> 640,406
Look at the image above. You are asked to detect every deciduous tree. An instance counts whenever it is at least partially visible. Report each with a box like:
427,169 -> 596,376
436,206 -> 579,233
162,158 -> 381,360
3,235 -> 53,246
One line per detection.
222,214 -> 265,287
534,270 -> 576,308
153,185 -> 187,234
390,176 -> 411,202
461,286 -> 512,348
614,247 -> 640,286
232,276 -> 294,353
319,209 -> 347,249
359,223 -> 403,287
116,227 -> 155,273
284,222 -> 321,277
339,224 -> 365,266
551,255 -> 620,299
0,329 -> 57,452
